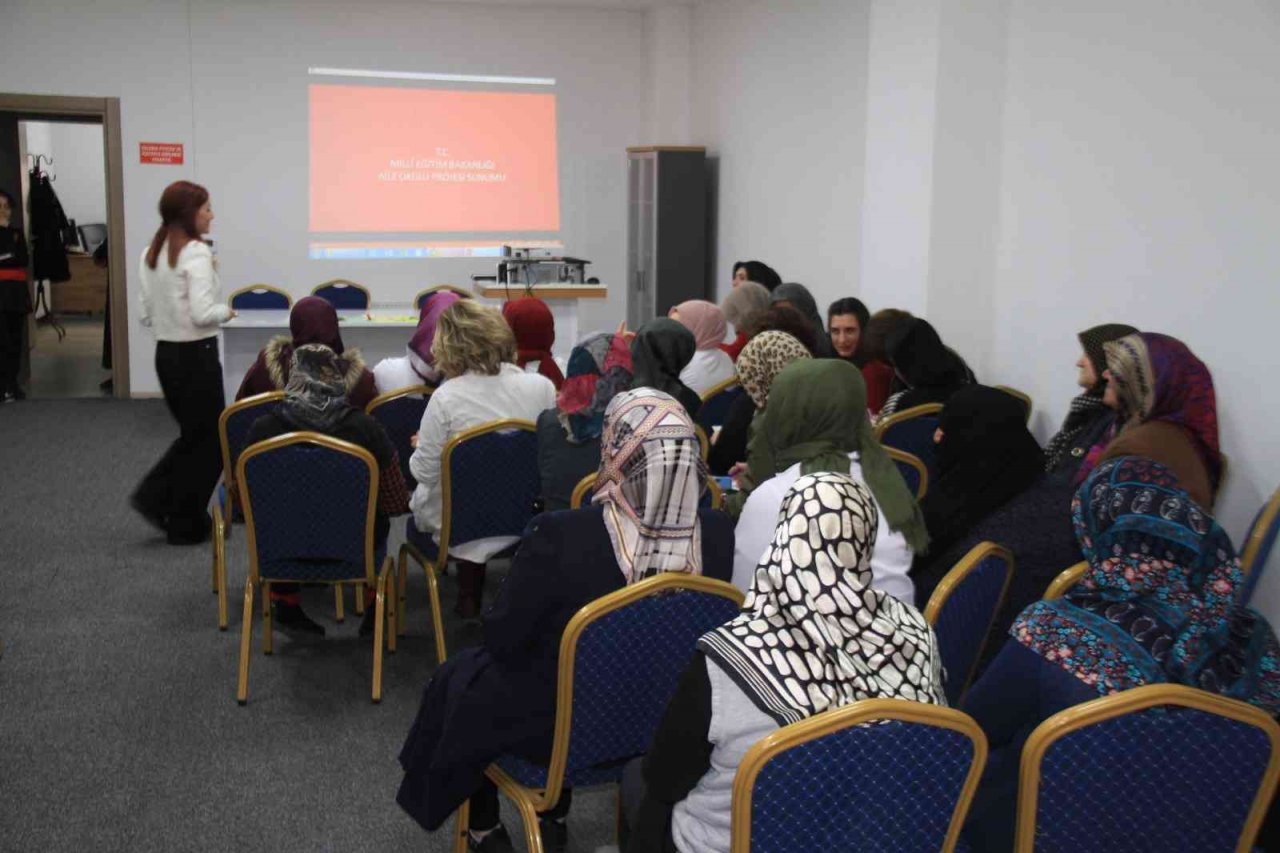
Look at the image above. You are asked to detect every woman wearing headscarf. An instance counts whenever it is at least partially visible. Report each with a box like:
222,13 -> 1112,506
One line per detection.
734,358 -> 929,603
876,318 -> 975,421
1041,323 -> 1138,476
731,259 -> 781,292
960,457 -> 1280,853
910,385 -> 1044,605
396,389 -> 734,850
372,291 -> 459,394
501,296 -> 564,389
244,344 -> 411,636
718,281 -> 769,362
670,299 -> 735,395
622,473 -> 946,853
1076,332 -> 1221,509
409,299 -> 556,618
707,331 -> 811,481
236,295 -> 378,409
769,282 -> 833,357
536,331 -> 634,512
630,317 -> 702,417
827,297 -> 895,415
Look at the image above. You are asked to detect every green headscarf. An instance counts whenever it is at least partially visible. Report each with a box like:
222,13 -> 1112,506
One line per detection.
747,359 -> 930,553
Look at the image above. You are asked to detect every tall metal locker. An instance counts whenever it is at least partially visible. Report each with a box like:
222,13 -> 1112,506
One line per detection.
625,146 -> 707,329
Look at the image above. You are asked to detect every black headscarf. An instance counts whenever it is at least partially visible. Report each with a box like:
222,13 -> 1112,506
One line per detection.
919,385 -> 1043,558
771,283 -> 834,357
885,318 -> 974,408
630,318 -> 702,417
1041,323 -> 1137,473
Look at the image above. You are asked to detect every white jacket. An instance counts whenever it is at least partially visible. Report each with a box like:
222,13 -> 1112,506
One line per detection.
137,241 -> 232,341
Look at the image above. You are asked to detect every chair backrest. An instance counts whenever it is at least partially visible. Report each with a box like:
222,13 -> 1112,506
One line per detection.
78,222 -> 107,253
885,446 -> 929,499
228,284 -> 292,310
439,420 -> 539,551
994,385 -> 1033,421
540,574 -> 744,792
237,432 -> 377,583
1016,684 -> 1280,853
570,471 -> 723,510
311,279 -> 370,310
732,699 -> 987,853
365,385 -> 431,486
875,403 -> 944,479
414,285 -> 473,309
1239,486 -> 1280,606
698,378 -> 743,432
218,392 -> 286,491
1042,560 -> 1088,601
925,542 -> 1014,705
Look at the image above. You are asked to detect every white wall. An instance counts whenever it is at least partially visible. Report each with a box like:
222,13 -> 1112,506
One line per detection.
0,0 -> 651,392
21,122 -> 107,232
691,0 -> 871,310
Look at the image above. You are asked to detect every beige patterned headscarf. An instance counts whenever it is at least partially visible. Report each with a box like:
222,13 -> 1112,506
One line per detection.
735,331 -> 812,408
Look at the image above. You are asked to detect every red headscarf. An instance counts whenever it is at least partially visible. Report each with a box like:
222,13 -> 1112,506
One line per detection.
501,297 -> 564,388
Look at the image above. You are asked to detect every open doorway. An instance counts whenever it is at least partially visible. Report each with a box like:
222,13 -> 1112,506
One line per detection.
0,93 -> 128,399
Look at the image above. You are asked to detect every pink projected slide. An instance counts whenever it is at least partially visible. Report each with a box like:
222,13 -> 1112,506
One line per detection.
309,84 -> 560,233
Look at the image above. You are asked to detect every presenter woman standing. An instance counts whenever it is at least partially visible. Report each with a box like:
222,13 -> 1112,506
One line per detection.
131,181 -> 234,544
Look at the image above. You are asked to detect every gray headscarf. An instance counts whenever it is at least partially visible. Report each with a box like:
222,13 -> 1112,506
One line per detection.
722,281 -> 771,333
771,282 -> 833,357
278,344 -> 353,432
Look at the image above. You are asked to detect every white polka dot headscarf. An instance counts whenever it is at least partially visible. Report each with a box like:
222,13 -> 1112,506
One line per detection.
698,472 -> 947,725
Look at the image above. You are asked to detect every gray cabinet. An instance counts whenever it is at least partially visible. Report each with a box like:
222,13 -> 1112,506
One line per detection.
626,146 -> 707,328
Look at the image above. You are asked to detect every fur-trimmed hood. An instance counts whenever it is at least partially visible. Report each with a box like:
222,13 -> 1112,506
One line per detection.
263,335 -> 368,392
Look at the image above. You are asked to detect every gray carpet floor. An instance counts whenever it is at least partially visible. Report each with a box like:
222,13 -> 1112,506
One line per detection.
0,399 -> 617,852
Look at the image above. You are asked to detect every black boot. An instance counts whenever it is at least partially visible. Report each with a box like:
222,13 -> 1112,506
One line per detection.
454,561 -> 486,619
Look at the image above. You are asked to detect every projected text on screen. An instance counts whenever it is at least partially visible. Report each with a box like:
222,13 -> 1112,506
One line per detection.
309,84 -> 560,238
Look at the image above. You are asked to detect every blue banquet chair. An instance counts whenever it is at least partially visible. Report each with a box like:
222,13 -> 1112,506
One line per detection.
366,385 -> 432,487
227,284 -> 291,311
569,471 -> 724,511
875,403 -> 944,481
698,377 -> 743,432
885,446 -> 929,500
1238,485 -> 1280,606
311,278 -> 371,310
924,542 -> 1014,705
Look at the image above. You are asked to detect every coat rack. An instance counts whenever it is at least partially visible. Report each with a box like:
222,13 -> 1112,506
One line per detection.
27,153 -> 66,340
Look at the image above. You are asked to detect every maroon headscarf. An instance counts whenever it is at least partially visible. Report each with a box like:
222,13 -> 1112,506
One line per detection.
408,291 -> 460,367
289,296 -> 344,354
502,297 -> 564,388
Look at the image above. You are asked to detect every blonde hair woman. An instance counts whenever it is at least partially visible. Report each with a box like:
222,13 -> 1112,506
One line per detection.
408,299 -> 556,617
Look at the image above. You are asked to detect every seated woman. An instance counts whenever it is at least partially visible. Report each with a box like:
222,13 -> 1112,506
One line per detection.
630,317 -> 702,417
501,296 -> 564,389
770,282 -> 834,357
372,291 -> 459,394
876,317 -> 975,421
623,472 -> 946,853
909,385 -> 1043,606
960,457 -> 1280,853
396,389 -> 734,852
1041,323 -> 1138,476
408,299 -> 557,618
733,359 -> 929,604
718,281 -> 769,362
731,259 -> 781,292
536,330 -> 634,512
236,295 -> 377,409
670,299 -> 735,395
828,296 -> 894,415
1076,331 -> 1221,509
245,344 -> 410,636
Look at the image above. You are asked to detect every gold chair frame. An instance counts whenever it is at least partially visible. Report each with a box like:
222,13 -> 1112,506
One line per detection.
1042,560 -> 1088,600
453,573 -> 745,853
364,383 -> 433,415
569,471 -> 724,510
873,402 -> 945,442
1015,683 -> 1280,853
884,446 -> 929,499
730,699 -> 989,853
397,419 -> 537,665
226,283 -> 292,309
994,385 -> 1033,421
235,432 -> 394,705
700,376 -> 740,401
694,424 -> 710,460
414,284 -> 474,306
311,278 -> 372,307
924,541 -> 1014,702
1242,486 -> 1280,579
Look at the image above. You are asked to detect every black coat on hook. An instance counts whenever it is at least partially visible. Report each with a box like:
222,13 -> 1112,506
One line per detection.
27,170 -> 70,284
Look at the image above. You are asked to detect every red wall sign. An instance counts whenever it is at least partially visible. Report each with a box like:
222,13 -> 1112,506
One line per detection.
139,142 -> 184,165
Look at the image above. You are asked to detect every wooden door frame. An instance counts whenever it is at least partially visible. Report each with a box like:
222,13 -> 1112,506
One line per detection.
0,93 -> 129,398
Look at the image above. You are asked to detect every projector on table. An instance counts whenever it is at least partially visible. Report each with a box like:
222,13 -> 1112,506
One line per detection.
491,253 -> 591,286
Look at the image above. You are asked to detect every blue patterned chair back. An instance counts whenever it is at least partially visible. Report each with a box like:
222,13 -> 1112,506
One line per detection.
441,420 -> 539,547
698,381 -> 743,432
876,404 -> 943,480
1017,685 -> 1280,853
885,447 -> 928,500
366,388 -> 430,486
238,434 -> 376,583
925,542 -> 1013,705
219,393 -> 284,482
733,699 -> 987,853
311,280 -> 370,310
1239,486 -> 1280,606
229,285 -> 291,310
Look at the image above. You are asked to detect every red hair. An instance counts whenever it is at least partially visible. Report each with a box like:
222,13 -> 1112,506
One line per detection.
145,180 -> 208,269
